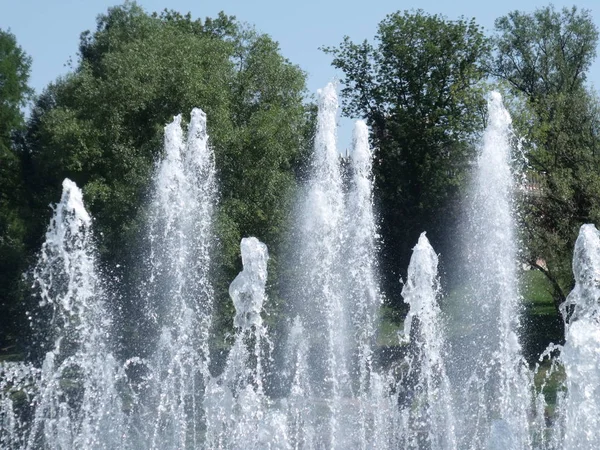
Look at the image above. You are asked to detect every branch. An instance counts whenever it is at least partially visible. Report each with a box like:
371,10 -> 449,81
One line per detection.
527,258 -> 566,313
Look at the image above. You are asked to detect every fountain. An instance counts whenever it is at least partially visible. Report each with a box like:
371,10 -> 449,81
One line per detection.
284,84 -> 395,448
344,119 -> 387,448
138,108 -> 217,449
290,83 -> 351,448
398,233 -> 456,450
448,92 -> 533,450
346,120 -> 380,398
1,85 -> 598,449
27,179 -> 124,449
204,237 -> 283,449
553,224 -> 600,450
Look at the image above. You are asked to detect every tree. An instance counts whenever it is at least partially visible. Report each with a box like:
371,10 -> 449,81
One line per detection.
493,5 -> 600,308
24,4 -> 312,353
26,5 -> 235,261
0,28 -> 32,353
324,10 -> 491,305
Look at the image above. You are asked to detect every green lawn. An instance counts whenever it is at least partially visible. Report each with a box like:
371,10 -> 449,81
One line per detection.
519,269 -> 564,364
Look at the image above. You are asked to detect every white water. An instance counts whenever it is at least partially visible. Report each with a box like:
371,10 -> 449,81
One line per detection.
2,88 -> 599,449
28,179 -> 125,449
291,83 -> 351,448
0,362 -> 39,448
204,237 -> 281,449
448,92 -> 533,450
139,108 -> 217,449
399,233 -> 457,449
346,120 -> 380,395
555,224 -> 600,449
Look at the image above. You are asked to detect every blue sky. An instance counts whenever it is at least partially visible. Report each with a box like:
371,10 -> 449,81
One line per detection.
2,0 -> 599,150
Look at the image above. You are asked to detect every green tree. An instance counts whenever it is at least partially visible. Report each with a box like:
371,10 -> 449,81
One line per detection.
324,10 -> 491,304
493,5 -> 600,308
24,3 -> 311,352
0,28 -> 32,353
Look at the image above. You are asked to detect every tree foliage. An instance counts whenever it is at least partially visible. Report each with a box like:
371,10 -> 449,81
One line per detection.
493,5 -> 600,307
22,3 -> 312,351
4,1 -> 599,359
324,10 -> 491,303
0,28 -> 32,351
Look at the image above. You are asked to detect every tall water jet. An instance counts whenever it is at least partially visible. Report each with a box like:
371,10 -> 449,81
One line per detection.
204,237 -> 280,449
27,179 -> 125,449
555,224 -> 600,449
449,92 -> 532,449
399,233 -> 456,450
141,108 -> 217,449
346,120 -> 380,386
292,82 -> 351,447
345,120 -> 383,445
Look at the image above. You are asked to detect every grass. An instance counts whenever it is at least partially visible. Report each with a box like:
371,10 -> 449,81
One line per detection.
375,269 -> 563,363
521,270 -> 557,314
534,358 -> 565,413
374,269 -> 567,422
519,269 -> 564,364
376,305 -> 404,347
520,269 -> 566,421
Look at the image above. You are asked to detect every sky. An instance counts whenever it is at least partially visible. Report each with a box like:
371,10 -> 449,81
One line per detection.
2,0 -> 600,150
